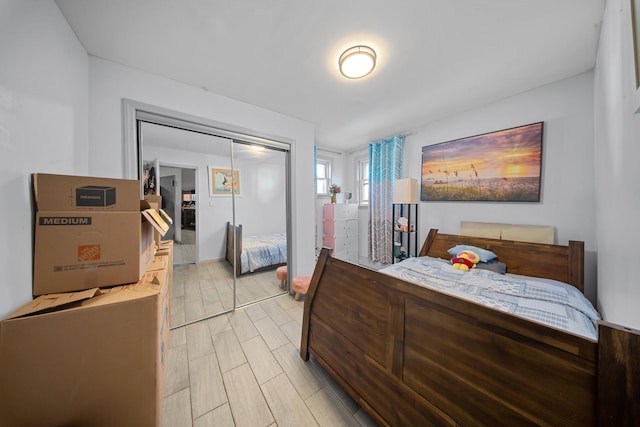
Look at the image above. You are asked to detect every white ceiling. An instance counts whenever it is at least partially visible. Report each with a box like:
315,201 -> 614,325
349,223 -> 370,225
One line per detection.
55,0 -> 605,152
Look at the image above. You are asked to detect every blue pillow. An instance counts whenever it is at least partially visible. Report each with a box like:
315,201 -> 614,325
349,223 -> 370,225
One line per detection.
447,245 -> 497,263
476,259 -> 507,274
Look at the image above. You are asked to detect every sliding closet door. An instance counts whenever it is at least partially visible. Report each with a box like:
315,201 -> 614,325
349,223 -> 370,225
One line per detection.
228,141 -> 289,309
141,121 -> 237,328
128,101 -> 292,328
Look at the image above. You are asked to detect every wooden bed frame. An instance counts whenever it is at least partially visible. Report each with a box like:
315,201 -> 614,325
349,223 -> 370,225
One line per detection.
225,222 -> 286,277
301,229 -> 640,426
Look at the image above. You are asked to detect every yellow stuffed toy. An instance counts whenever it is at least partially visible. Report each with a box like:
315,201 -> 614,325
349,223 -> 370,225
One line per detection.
451,249 -> 480,272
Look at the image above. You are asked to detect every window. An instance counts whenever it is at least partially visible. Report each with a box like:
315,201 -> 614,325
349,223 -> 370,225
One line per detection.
357,158 -> 369,204
316,158 -> 331,194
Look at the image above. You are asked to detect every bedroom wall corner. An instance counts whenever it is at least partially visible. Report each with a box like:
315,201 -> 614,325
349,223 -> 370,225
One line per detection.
0,0 -> 89,318
593,0 -> 640,329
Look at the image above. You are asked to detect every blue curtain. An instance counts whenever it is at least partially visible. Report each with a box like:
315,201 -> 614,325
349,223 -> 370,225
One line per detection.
368,135 -> 405,263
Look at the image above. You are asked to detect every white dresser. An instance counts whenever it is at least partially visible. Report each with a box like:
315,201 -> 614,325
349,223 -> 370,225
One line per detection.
323,204 -> 358,263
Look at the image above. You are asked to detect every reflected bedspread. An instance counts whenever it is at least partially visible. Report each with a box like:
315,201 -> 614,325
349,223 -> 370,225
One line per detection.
240,233 -> 287,273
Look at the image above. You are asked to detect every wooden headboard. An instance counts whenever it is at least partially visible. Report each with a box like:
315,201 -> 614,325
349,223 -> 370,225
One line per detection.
461,221 -> 555,244
419,229 -> 584,292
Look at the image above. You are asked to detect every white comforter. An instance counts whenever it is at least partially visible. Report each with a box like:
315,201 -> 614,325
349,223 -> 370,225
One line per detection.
240,233 -> 287,273
380,256 -> 600,340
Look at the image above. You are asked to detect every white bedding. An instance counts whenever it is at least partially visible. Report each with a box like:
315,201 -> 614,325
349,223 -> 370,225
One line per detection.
380,256 -> 600,340
240,233 -> 287,274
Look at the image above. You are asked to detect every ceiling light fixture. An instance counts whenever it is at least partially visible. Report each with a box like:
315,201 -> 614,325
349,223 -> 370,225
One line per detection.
339,45 -> 376,79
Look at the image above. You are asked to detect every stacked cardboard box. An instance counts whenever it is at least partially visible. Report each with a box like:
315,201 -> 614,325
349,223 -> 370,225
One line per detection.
0,257 -> 171,426
32,173 -> 169,295
156,240 -> 174,319
0,173 -> 174,426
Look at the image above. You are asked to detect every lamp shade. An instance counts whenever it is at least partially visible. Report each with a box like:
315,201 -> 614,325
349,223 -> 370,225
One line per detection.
393,178 -> 419,204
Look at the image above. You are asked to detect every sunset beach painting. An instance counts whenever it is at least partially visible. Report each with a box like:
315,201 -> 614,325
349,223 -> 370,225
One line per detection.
421,122 -> 543,202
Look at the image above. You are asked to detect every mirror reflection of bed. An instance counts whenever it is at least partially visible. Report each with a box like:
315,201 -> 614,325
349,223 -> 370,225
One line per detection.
139,119 -> 290,329
225,222 -> 287,277
168,150 -> 287,327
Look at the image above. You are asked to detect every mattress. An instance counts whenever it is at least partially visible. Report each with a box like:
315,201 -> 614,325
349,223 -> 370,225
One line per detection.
380,256 -> 600,340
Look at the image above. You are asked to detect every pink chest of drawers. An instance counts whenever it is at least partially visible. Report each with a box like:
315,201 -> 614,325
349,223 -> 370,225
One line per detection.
323,204 -> 358,263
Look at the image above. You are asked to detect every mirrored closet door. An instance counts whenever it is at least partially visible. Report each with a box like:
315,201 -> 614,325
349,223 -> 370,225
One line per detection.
127,102 -> 291,329
226,142 -> 289,312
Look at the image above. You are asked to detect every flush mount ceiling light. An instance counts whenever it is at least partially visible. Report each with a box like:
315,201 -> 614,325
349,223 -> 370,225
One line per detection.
339,45 -> 376,79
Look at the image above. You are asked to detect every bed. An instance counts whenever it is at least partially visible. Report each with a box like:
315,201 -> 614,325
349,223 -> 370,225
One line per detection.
225,222 -> 287,277
300,228 -> 640,426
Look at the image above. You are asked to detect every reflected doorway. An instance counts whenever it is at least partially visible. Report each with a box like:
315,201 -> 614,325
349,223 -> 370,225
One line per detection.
158,166 -> 197,264
159,174 -> 176,241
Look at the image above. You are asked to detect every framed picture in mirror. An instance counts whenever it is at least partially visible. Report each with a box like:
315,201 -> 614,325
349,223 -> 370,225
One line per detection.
209,166 -> 241,196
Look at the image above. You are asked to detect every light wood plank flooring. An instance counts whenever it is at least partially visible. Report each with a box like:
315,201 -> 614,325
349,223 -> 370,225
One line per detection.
174,228 -> 196,265
162,294 -> 379,427
165,231 -> 378,426
171,228 -> 288,326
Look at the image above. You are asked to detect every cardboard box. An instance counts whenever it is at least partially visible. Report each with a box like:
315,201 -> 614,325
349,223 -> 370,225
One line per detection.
144,195 -> 174,247
155,241 -> 174,317
145,205 -> 172,249
0,262 -> 170,427
33,173 -> 140,211
156,240 -> 174,282
32,173 -> 169,295
144,194 -> 162,211
33,202 -> 167,295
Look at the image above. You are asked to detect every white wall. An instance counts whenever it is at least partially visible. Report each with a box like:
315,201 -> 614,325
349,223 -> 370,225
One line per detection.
87,58 -> 314,274
593,0 -> 640,329
146,144 -> 287,261
401,71 -> 598,303
234,157 -> 288,237
0,0 -> 89,318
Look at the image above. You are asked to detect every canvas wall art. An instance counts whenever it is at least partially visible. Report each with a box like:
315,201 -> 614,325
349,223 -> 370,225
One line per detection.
421,122 -> 543,202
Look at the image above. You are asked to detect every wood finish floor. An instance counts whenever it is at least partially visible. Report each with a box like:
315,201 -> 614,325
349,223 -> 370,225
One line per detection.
174,229 -> 196,265
171,229 -> 288,327
164,239 -> 378,426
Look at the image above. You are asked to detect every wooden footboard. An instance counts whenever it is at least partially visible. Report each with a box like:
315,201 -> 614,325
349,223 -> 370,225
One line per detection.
225,222 -> 243,277
301,234 -> 640,426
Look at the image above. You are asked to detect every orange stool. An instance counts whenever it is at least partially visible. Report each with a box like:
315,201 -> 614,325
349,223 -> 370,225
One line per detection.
276,266 -> 287,289
292,275 -> 312,301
